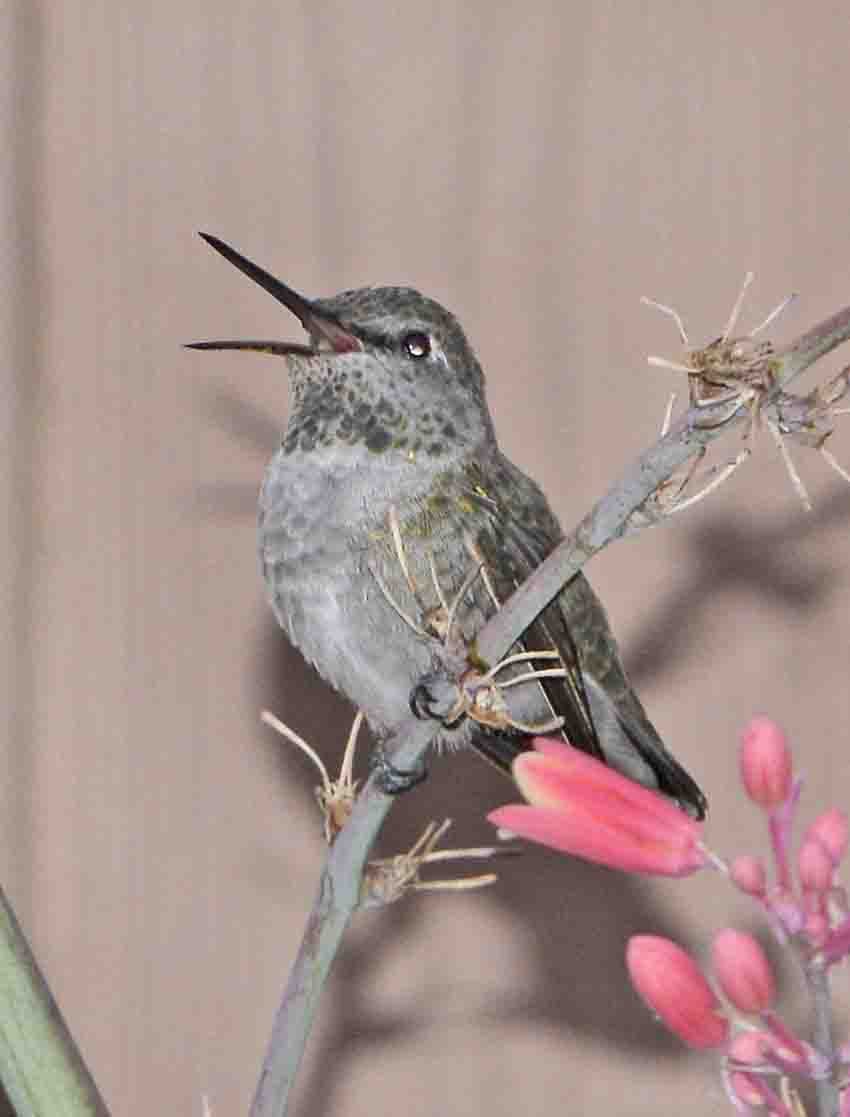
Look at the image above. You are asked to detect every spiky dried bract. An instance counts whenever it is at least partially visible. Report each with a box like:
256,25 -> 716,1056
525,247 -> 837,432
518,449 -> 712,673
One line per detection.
361,819 -> 510,906
261,709 -> 363,843
774,366 -> 850,450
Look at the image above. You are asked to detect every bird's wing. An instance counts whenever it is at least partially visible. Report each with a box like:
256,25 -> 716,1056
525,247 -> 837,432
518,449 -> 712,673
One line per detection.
457,458 -> 605,767
457,456 -> 707,819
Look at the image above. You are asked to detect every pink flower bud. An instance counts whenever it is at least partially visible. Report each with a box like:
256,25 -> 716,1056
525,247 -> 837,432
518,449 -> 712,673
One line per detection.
740,717 -> 792,808
626,935 -> 729,1049
830,884 -> 849,917
841,1084 -> 850,1117
488,739 -> 707,878
770,890 -> 806,937
821,913 -> 850,965
727,1031 -> 772,1106
798,837 -> 834,895
762,1010 -> 809,1069
804,911 -> 829,948
730,855 -> 767,898
804,809 -> 849,866
712,929 -> 775,1013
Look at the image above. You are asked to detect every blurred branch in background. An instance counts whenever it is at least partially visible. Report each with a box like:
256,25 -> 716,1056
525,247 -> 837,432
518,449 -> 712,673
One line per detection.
0,884 -> 109,1117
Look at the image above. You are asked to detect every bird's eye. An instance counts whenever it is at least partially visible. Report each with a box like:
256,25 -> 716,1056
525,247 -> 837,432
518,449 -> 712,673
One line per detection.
403,331 -> 431,359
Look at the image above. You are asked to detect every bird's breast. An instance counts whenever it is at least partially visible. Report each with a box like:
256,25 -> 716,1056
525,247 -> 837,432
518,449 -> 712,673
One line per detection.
256,445 -> 442,717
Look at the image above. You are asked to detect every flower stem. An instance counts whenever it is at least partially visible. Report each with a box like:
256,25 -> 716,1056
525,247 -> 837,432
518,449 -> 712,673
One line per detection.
808,962 -> 839,1117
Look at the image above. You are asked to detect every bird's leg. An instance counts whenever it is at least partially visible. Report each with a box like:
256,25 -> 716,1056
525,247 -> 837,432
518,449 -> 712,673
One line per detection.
263,642 -> 428,801
368,742 -> 429,795
259,716 -> 509,882
409,656 -> 468,725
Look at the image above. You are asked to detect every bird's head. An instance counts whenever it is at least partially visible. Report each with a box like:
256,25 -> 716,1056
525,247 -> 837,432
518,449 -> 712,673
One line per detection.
188,234 -> 495,461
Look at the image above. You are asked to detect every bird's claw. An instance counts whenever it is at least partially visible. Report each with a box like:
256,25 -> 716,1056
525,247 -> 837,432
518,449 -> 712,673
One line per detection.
409,671 -> 466,725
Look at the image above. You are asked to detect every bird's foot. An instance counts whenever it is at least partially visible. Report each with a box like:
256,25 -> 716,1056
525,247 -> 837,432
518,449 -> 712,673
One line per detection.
409,670 -> 466,725
369,744 -> 429,795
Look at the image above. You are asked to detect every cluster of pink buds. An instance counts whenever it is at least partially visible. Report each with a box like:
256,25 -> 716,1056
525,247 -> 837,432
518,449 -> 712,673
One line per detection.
626,718 -> 850,1114
626,929 -> 833,1114
730,717 -> 850,961
489,717 -> 850,1115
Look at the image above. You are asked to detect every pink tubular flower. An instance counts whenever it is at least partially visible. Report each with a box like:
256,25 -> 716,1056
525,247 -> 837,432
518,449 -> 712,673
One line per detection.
804,911 -> 830,949
841,1086 -> 850,1117
711,929 -> 775,1014
729,855 -> 767,899
726,1032 -> 791,1116
626,935 -> 729,1050
761,1011 -> 813,1072
726,1031 -> 773,1107
487,738 -> 707,877
740,716 -> 792,808
820,913 -> 850,965
798,837 -> 834,897
804,809 -> 849,867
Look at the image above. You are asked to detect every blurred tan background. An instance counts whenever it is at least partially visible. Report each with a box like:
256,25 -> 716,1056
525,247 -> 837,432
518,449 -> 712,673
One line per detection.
2,2 -> 850,1114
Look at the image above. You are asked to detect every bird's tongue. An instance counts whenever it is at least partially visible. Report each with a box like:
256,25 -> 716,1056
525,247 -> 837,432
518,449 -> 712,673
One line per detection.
304,310 -> 362,354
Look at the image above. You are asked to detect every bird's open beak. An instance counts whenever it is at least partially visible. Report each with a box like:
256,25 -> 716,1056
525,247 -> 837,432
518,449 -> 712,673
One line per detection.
186,233 -> 362,357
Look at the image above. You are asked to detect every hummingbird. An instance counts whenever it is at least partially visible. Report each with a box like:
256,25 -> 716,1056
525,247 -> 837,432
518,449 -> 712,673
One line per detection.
189,234 -> 706,818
